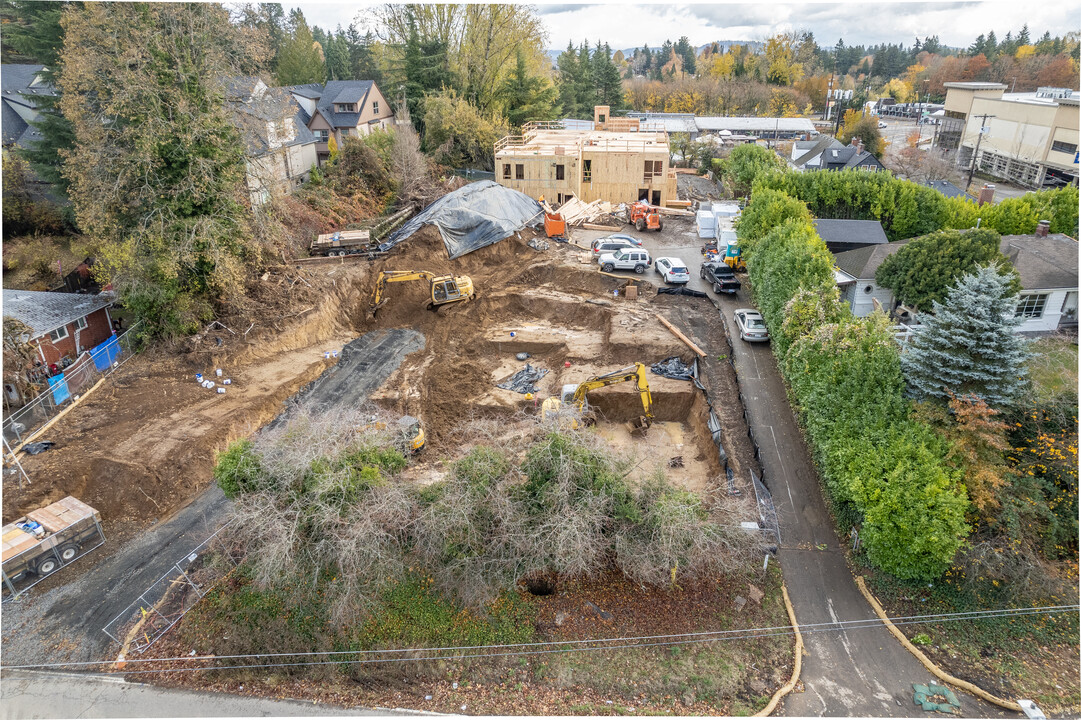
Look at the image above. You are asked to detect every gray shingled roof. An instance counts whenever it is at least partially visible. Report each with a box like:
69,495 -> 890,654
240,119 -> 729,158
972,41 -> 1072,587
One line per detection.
925,180 -> 975,201
999,234 -> 1079,290
2,100 -> 27,145
2,63 -> 55,147
814,219 -> 890,247
1,64 -> 53,97
792,136 -> 844,167
316,80 -> 373,128
229,86 -> 316,157
2,290 -> 114,339
831,241 -> 909,280
286,83 -> 324,99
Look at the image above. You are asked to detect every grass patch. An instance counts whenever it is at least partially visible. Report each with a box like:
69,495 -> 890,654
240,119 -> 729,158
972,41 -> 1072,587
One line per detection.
1027,335 -> 1078,402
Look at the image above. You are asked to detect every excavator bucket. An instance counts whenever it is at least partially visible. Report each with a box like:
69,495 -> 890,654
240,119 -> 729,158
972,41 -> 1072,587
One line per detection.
627,415 -> 651,434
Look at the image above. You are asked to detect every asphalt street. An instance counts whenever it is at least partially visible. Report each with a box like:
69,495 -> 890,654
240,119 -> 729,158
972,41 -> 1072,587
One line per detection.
621,227 -> 1013,718
0,670 -> 398,718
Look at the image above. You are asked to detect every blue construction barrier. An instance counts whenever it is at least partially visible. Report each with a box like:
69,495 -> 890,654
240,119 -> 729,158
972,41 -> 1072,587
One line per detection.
90,335 -> 121,371
48,372 -> 70,404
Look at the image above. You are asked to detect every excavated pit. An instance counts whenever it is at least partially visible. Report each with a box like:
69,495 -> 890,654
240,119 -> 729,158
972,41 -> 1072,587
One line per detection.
340,226 -> 724,496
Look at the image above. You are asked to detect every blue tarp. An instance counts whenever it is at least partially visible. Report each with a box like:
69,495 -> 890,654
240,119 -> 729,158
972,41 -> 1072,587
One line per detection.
48,372 -> 70,405
380,180 -> 543,260
90,335 -> 121,371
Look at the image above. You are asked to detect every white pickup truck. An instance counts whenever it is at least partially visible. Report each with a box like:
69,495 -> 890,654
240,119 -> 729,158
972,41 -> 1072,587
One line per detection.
2,496 -> 104,597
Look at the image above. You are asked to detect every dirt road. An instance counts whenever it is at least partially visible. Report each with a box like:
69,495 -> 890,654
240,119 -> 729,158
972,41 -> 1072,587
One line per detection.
1,330 -> 426,670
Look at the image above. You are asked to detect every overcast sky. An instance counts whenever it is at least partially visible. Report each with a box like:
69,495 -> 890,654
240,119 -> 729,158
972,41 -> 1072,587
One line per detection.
291,1 -> 1081,52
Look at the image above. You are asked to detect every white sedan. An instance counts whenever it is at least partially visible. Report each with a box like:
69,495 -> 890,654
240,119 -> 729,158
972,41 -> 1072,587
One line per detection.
654,257 -> 690,284
734,309 -> 769,342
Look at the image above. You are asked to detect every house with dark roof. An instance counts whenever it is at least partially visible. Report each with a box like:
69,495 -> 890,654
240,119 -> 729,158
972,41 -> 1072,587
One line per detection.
1,64 -> 55,150
924,179 -> 976,202
789,134 -> 885,172
226,77 -> 318,207
832,229 -> 1079,332
288,80 -> 395,165
2,289 -> 115,365
812,219 -> 890,255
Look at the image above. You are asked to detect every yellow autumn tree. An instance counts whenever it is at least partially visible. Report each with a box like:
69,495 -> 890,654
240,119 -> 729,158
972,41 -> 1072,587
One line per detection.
708,52 -> 735,80
1015,44 -> 1036,62
327,134 -> 339,163
881,77 -> 914,103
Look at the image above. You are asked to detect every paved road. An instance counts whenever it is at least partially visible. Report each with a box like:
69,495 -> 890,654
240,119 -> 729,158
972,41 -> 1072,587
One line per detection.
2,330 -> 426,672
0,670 -> 401,717
629,232 -> 1011,718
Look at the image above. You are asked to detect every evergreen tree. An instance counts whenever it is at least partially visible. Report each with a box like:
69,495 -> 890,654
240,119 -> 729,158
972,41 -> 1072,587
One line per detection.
985,30 -> 998,60
1018,23 -> 1030,46
640,45 -> 652,73
901,265 -> 1028,407
347,27 -> 382,84
592,42 -> 624,109
556,41 -> 583,118
399,10 -> 454,131
497,48 -> 560,127
922,35 -> 941,55
323,26 -> 351,81
0,0 -> 75,196
675,36 -> 696,75
577,42 -> 595,111
276,10 -> 326,85
969,33 -> 987,57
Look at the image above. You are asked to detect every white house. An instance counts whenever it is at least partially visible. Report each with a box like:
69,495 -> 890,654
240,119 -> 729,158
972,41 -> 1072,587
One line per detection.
832,229 -> 1079,333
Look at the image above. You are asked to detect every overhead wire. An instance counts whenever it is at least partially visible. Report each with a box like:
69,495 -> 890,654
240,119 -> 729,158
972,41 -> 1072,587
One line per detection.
1,603 -> 1075,675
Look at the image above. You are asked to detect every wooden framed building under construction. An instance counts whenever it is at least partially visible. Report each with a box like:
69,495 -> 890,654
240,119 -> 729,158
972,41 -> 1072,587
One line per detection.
494,106 -> 677,207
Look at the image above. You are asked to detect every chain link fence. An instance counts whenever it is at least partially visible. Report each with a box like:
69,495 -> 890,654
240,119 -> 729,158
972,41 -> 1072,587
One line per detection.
102,522 -> 240,654
3,323 -> 141,447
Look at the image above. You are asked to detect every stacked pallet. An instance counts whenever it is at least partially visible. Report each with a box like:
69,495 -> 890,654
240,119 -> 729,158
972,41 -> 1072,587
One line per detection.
2,497 -> 100,563
2,524 -> 38,563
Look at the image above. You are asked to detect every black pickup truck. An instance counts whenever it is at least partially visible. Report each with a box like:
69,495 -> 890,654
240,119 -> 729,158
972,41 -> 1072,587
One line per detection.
701,261 -> 741,295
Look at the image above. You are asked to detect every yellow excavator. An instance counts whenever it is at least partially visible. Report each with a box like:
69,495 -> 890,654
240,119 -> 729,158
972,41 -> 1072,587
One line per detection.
369,270 -> 476,317
541,362 -> 654,431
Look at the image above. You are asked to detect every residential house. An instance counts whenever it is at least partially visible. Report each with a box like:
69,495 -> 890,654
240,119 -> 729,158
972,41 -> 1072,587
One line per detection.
2,290 -> 114,366
1,64 -> 54,150
495,105 -> 676,206
813,218 -> 890,255
924,179 -> 976,202
941,82 -> 1078,189
288,80 -> 396,166
226,77 -> 318,207
789,135 -> 885,172
832,227 -> 1079,332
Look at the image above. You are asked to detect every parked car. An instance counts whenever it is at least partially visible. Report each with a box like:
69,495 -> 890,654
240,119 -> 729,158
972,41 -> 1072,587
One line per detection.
701,261 -> 741,295
597,248 -> 652,274
878,121 -> 888,129
591,237 -> 637,256
601,233 -> 643,247
654,257 -> 690,284
733,309 -> 769,342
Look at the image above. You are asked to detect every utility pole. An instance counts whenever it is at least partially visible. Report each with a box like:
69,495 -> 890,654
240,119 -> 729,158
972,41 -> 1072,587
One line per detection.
966,113 -> 995,192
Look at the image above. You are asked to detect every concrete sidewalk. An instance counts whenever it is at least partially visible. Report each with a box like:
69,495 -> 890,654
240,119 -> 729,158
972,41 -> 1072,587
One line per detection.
0,670 -> 399,718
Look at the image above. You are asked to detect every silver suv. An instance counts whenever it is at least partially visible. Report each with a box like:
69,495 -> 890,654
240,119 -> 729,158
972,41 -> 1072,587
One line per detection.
598,248 -> 652,274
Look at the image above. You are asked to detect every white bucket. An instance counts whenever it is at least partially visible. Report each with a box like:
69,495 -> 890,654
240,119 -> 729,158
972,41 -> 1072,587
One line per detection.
215,368 -> 223,377
217,387 -> 226,394
195,373 -> 203,382
223,379 -> 232,385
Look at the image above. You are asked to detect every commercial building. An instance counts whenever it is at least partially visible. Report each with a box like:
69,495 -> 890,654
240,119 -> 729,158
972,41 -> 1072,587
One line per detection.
494,106 -> 676,206
941,82 -> 1079,189
625,111 -> 817,141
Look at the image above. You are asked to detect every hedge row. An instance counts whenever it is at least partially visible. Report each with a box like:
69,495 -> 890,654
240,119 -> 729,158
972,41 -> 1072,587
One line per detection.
737,191 -> 969,580
752,169 -> 1079,241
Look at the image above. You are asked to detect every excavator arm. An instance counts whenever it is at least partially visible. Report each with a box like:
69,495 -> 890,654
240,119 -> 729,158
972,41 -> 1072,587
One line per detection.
369,270 -> 437,315
568,362 -> 654,427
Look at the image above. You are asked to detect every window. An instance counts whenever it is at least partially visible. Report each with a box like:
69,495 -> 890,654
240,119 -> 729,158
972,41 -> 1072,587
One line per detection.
515,164 -> 524,180
555,164 -> 565,180
643,160 -> 663,181
598,113 -> 606,123
1015,293 -> 1048,319
315,129 -> 329,142
503,163 -> 511,179
372,101 -> 379,115
583,159 -> 592,183
75,317 -> 88,331
334,103 -> 357,113
49,326 -> 69,342
1051,140 -> 1078,155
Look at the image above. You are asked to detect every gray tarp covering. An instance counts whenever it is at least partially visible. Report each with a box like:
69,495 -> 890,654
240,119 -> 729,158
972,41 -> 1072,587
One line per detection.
380,180 -> 543,260
496,364 -> 548,395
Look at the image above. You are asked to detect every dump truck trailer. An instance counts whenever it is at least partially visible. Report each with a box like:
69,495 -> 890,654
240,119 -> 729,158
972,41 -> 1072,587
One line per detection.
2,496 -> 104,598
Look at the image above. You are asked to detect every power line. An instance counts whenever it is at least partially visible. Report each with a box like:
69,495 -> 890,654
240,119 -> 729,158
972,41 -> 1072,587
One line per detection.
1,603 -> 1074,674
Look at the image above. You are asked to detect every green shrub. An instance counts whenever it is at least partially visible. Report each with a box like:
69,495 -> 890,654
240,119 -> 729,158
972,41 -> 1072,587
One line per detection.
214,439 -> 264,498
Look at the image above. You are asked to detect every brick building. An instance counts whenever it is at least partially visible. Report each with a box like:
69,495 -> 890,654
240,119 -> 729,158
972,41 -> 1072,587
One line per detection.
2,290 -> 114,366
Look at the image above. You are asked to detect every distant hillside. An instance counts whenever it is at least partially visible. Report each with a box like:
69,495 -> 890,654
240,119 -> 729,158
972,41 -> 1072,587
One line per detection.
546,39 -> 765,65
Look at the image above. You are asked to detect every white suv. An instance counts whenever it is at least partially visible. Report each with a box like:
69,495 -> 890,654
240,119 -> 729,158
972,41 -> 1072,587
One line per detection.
654,257 -> 690,284
598,248 -> 652,274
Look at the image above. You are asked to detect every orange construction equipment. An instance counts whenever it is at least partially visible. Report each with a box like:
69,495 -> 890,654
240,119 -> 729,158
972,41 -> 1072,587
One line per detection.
544,212 -> 567,240
629,201 -> 663,232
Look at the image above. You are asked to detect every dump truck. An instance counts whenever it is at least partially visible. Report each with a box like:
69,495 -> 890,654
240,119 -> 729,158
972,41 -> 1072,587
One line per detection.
2,496 -> 104,597
310,229 -> 377,257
